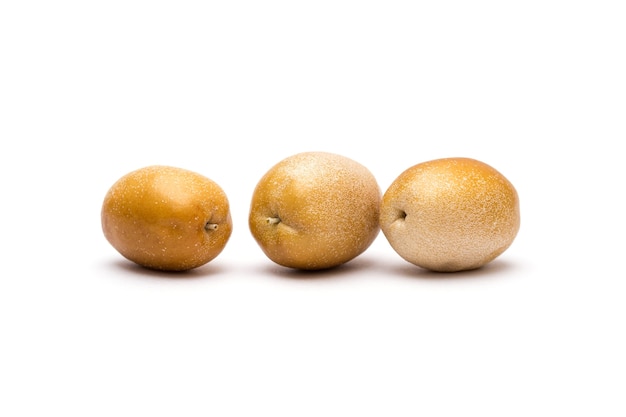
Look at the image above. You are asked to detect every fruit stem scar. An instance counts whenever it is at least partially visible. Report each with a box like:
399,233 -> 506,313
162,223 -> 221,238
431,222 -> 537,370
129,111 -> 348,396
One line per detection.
205,223 -> 219,231
267,217 -> 281,225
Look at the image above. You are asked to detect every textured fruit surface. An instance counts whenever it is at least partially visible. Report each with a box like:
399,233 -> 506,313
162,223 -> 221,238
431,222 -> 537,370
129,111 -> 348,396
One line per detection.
102,165 -> 232,271
249,152 -> 381,270
380,157 -> 520,272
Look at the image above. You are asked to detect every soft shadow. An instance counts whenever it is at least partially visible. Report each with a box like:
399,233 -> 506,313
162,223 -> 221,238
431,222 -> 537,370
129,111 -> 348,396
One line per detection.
390,258 -> 519,281
107,258 -> 225,280
263,256 -> 378,281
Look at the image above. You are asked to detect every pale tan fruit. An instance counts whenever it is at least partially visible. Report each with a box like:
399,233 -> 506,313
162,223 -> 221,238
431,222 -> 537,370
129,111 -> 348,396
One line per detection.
380,157 -> 520,272
249,151 -> 381,270
101,165 -> 232,271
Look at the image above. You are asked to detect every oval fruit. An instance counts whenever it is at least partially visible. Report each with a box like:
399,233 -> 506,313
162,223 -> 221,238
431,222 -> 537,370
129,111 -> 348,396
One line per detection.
101,165 -> 232,271
249,151 -> 381,270
380,157 -> 520,272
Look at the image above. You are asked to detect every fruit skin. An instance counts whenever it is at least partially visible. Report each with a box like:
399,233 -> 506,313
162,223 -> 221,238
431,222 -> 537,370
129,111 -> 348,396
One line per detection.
380,157 -> 520,272
101,165 -> 232,272
249,151 -> 381,270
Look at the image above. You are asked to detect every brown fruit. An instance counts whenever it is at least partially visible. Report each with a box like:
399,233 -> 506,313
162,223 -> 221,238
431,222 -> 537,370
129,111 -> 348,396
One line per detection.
380,157 -> 520,272
101,165 -> 232,271
249,151 -> 381,270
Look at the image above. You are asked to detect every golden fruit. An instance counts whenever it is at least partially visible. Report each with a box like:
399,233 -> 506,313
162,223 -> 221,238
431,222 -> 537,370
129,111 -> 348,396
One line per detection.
249,151 -> 381,270
101,165 -> 232,271
380,157 -> 520,272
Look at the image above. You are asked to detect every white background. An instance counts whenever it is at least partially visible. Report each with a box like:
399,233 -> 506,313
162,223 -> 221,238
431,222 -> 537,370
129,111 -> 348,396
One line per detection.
1,1 -> 625,416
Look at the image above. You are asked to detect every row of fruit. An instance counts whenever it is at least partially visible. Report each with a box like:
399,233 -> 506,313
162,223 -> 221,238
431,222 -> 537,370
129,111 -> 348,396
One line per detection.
101,152 -> 520,273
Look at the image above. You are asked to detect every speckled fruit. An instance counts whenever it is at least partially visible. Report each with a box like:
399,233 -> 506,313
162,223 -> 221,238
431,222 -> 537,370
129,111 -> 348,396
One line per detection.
101,165 -> 232,271
249,151 -> 381,270
380,157 -> 520,272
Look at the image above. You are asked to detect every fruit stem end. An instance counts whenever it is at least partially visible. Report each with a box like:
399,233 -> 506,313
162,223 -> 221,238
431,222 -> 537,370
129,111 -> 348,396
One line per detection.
205,223 -> 219,231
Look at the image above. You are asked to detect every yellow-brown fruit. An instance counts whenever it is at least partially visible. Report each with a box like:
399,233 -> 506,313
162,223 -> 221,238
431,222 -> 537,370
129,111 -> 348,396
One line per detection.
249,151 -> 381,270
101,165 -> 232,271
380,157 -> 520,272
